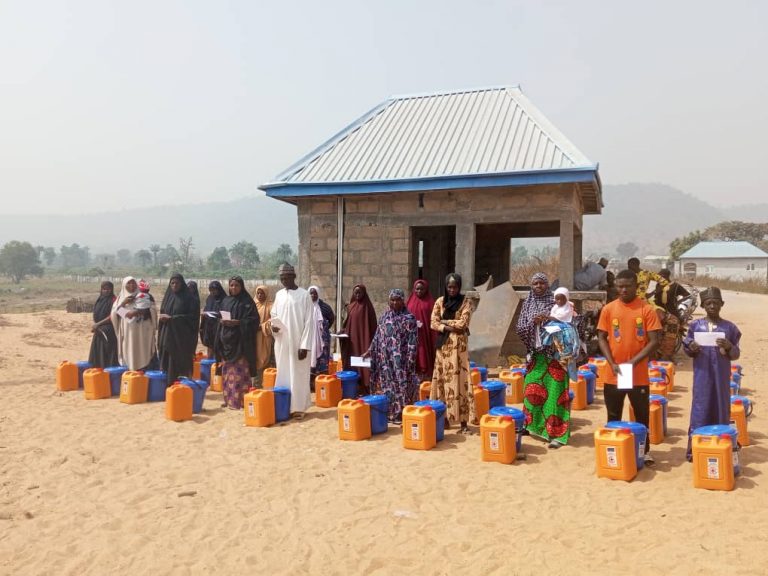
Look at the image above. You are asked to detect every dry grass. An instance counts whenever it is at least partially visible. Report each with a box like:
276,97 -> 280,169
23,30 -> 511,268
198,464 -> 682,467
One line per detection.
691,274 -> 768,295
509,256 -> 560,285
0,277 -> 96,314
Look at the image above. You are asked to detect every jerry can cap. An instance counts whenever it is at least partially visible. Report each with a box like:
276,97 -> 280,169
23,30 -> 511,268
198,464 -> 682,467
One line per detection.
502,416 -> 513,422
733,399 -> 743,405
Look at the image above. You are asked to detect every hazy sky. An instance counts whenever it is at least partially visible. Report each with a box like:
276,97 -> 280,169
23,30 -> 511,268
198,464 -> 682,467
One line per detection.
1,0 -> 766,215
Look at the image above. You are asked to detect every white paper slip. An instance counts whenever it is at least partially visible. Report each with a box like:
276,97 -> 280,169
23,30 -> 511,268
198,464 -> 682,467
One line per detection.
219,310 -> 232,321
331,333 -> 349,338
617,363 -> 634,389
544,325 -> 562,334
117,306 -> 129,319
350,356 -> 371,368
268,317 -> 287,331
205,311 -> 219,318
694,331 -> 726,347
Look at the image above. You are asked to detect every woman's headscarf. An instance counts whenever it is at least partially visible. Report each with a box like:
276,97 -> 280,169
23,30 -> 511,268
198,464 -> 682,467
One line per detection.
309,285 -> 336,329
253,285 -> 274,369
436,273 -> 465,348
308,285 -> 326,366
113,276 -> 137,313
342,284 -> 378,373
93,281 -> 115,324
216,276 -> 260,375
200,281 -> 226,348
406,279 -> 437,376
515,272 -> 555,352
204,281 -> 227,312
158,273 -> 199,370
550,286 -> 574,323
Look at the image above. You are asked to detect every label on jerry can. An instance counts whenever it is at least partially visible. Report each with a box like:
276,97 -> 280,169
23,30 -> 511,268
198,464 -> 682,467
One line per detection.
489,432 -> 500,452
733,450 -> 740,469
248,402 -> 254,417
122,381 -> 128,395
410,423 -> 420,441
606,446 -> 618,468
320,388 -> 327,401
707,457 -> 720,479
343,414 -> 351,432
638,441 -> 646,460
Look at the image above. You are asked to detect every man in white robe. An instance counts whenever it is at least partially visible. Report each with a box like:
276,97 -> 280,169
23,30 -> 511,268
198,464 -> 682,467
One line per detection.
270,263 -> 315,415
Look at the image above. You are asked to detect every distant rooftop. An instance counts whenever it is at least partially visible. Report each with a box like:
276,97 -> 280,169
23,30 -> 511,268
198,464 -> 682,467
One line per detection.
261,85 -> 601,211
680,241 -> 768,259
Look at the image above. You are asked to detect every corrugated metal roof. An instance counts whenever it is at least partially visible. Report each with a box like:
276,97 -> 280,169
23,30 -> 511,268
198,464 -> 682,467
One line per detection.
269,86 -> 595,184
680,241 -> 768,259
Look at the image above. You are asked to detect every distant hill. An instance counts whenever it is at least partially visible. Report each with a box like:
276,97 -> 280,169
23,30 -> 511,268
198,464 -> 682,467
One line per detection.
583,183 -> 724,257
721,203 -> 768,222
0,195 -> 298,254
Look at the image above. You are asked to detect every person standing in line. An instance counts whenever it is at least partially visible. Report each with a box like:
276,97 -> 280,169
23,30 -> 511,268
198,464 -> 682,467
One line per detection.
157,273 -> 199,386
683,287 -> 741,460
187,280 -> 201,350
365,288 -> 419,424
271,263 -> 315,418
253,285 -> 275,387
309,286 -> 335,384
89,281 -> 118,368
628,258 -> 668,302
597,269 -> 662,465
200,281 -> 226,358
406,279 -> 437,383
215,276 -> 259,409
430,273 -> 474,434
111,276 -> 158,371
340,284 -> 378,394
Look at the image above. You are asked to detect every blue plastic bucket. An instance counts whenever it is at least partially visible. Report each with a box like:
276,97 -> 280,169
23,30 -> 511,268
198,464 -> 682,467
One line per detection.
477,367 -> 488,382
693,424 -> 740,476
578,370 -> 596,404
336,371 -> 359,399
731,394 -> 752,417
606,420 -> 647,470
273,386 -> 291,422
649,394 -> 668,435
200,358 -> 216,384
469,361 -> 477,369
482,381 -> 506,409
104,366 -> 127,397
179,378 -> 209,413
489,406 -> 525,452
76,361 -> 92,389
146,370 -> 167,402
362,394 -> 389,435
415,399 -> 447,441
731,372 -> 742,385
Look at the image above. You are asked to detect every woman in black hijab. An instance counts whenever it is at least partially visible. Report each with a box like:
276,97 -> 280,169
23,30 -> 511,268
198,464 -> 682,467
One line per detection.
214,276 -> 260,409
186,280 -> 201,349
89,281 -> 118,368
200,280 -> 226,358
157,273 -> 199,386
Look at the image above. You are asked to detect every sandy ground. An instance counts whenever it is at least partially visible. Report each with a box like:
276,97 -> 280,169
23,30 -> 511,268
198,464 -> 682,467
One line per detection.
0,290 -> 766,575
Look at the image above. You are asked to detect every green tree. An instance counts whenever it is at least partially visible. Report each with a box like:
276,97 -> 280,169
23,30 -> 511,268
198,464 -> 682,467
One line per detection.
0,241 -> 44,283
616,241 -> 639,260
116,249 -> 132,266
511,245 -> 529,263
207,246 -> 231,271
158,244 -> 180,269
274,243 -> 294,263
149,244 -> 161,268
60,243 -> 90,269
229,241 -> 260,269
42,247 -> 56,266
135,249 -> 152,268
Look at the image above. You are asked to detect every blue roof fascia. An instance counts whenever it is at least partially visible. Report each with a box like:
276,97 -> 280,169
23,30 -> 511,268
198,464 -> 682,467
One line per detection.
261,167 -> 599,198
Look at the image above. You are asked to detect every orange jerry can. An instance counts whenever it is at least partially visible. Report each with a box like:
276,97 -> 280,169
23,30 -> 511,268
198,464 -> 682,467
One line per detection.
648,367 -> 673,393
262,367 -> 277,389
244,388 -> 275,427
338,399 -> 371,441
692,435 -> 735,491
120,371 -> 149,404
56,361 -> 79,391
569,377 -> 587,411
402,405 -> 436,450
588,357 -> 609,389
500,370 -> 525,404
315,375 -> 342,408
480,414 -> 517,464
473,385 -> 489,421
327,359 -> 341,376
419,381 -> 431,401
165,383 -> 193,422
210,362 -> 223,392
470,368 -> 482,388
730,399 -> 750,447
594,427 -> 638,481
648,400 -> 664,444
649,379 -> 668,398
192,360 -> 202,380
83,368 -> 111,400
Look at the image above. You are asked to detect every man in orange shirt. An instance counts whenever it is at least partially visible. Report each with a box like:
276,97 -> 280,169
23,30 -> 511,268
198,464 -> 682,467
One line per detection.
597,269 -> 662,465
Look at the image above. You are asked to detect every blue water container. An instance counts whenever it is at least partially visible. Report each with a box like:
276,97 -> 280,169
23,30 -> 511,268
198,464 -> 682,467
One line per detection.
179,378 -> 209,413
482,381 -> 506,409
511,367 -> 527,377
200,358 -> 216,384
581,362 -> 598,377
336,371 -> 360,399
469,361 -> 477,369
568,390 -> 575,401
693,424 -> 740,476
730,394 -> 752,417
606,421 -> 647,470
145,370 -> 167,402
76,361 -> 92,389
730,381 -> 739,395
731,371 -> 742,385
362,394 -> 389,435
649,394 -> 669,435
272,386 -> 291,422
104,366 -> 127,397
415,399 -> 447,441
489,406 -> 525,452
731,363 -> 743,374
477,367 -> 488,382
578,369 -> 596,404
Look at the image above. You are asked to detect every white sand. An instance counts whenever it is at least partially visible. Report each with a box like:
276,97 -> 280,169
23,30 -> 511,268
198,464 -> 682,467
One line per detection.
0,290 -> 766,575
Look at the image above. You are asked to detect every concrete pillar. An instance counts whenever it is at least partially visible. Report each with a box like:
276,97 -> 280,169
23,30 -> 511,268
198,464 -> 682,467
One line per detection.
559,217 -> 574,288
455,223 -> 476,285
574,224 -> 583,269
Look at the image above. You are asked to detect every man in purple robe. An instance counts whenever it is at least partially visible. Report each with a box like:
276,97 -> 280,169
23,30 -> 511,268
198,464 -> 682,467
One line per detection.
683,287 -> 742,460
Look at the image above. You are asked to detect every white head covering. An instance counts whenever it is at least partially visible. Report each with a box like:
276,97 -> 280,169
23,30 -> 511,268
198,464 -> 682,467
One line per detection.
550,287 -> 574,322
112,276 -> 137,313
308,285 -> 324,366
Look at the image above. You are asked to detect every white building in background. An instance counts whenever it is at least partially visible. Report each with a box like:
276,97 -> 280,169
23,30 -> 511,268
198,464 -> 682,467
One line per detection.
677,241 -> 768,281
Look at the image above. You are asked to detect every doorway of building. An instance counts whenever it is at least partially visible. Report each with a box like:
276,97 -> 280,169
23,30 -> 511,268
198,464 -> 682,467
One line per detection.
410,226 -> 456,298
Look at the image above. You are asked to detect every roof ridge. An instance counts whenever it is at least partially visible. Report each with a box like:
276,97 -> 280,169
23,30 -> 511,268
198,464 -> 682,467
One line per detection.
387,84 -> 521,101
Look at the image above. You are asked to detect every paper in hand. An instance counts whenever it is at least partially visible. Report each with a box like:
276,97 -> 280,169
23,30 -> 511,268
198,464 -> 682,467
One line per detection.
268,317 -> 287,331
219,310 -> 231,321
351,356 -> 371,368
617,363 -> 634,389
693,331 -> 726,347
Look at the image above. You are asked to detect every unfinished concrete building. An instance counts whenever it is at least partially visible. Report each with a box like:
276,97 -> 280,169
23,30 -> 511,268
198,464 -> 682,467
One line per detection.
261,86 -> 602,361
